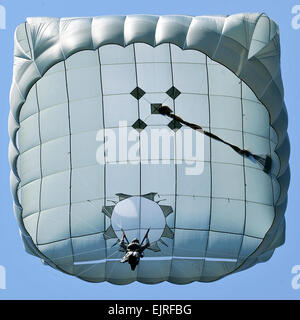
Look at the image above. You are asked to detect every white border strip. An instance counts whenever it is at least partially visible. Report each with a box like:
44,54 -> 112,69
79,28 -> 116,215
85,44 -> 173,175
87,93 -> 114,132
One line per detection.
74,256 -> 237,265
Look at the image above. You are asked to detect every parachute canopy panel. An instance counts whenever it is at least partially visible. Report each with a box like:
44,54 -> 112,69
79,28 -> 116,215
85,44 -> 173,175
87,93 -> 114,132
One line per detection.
9,14 -> 289,284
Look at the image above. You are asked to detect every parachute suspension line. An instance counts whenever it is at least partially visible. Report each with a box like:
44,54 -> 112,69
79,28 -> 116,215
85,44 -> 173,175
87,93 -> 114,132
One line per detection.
141,228 -> 151,246
158,106 -> 272,174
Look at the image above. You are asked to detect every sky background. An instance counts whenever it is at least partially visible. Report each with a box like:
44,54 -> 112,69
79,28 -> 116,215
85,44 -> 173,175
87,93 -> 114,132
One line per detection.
0,0 -> 299,300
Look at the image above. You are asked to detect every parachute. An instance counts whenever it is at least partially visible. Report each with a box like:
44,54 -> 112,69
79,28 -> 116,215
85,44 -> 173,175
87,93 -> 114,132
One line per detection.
9,14 -> 290,284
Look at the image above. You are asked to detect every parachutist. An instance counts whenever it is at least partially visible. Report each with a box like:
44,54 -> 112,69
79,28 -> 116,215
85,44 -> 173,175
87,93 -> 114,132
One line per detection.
120,229 -> 150,271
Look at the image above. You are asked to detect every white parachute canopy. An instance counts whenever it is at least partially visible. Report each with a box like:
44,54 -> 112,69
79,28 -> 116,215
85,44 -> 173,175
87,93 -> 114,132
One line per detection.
9,14 -> 290,284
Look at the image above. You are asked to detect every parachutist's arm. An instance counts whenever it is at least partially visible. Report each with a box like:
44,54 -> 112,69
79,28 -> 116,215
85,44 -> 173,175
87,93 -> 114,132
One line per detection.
141,237 -> 150,252
120,239 -> 128,251
121,229 -> 130,243
120,232 -> 129,250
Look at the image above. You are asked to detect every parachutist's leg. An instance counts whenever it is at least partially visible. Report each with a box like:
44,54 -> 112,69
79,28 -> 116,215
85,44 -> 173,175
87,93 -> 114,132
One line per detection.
128,255 -> 139,271
120,252 -> 130,263
130,263 -> 136,271
130,260 -> 139,271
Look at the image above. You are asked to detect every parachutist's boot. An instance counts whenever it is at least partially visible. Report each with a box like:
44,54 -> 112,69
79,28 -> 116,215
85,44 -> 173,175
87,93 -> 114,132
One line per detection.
130,262 -> 138,271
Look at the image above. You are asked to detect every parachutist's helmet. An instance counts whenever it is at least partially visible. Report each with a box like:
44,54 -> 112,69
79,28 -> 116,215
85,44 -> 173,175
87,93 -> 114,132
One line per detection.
132,238 -> 139,244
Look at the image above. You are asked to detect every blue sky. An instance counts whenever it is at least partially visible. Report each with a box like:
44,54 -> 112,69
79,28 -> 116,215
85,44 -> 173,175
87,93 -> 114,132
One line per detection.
0,0 -> 299,300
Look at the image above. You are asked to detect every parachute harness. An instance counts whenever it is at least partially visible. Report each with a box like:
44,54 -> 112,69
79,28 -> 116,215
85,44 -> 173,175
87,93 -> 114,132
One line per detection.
158,106 -> 272,174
